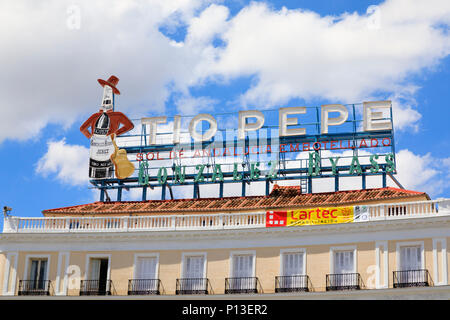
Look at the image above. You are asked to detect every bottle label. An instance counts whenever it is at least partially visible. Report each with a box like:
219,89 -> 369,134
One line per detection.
90,134 -> 114,162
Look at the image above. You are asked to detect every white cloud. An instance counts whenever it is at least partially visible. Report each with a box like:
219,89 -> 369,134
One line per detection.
203,0 -> 450,129
6,0 -> 449,201
186,4 -> 229,45
390,96 -> 422,132
2,0 -> 449,145
175,95 -> 218,115
36,138 -> 89,186
392,149 -> 448,196
0,0 -> 219,143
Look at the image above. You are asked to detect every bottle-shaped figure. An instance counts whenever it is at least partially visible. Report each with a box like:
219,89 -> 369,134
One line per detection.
80,76 -> 134,179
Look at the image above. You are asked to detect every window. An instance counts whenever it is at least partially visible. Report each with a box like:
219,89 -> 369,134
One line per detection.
182,254 -> 206,292
229,253 -> 255,291
329,248 -> 357,289
183,255 -> 205,279
131,255 -> 159,293
334,250 -> 355,274
282,252 -> 304,276
394,243 -> 426,287
399,246 -> 422,271
136,256 -> 158,280
29,259 -> 48,290
232,254 -> 254,278
87,258 -> 109,294
399,245 -> 423,284
280,251 -> 305,289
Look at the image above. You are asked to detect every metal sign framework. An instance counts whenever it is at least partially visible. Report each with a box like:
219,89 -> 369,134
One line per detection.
90,104 -> 396,202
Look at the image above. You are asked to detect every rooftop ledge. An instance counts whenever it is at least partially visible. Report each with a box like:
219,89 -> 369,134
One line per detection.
3,199 -> 450,234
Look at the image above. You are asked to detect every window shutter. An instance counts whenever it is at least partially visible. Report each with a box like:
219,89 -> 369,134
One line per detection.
334,251 -> 354,274
400,246 -> 422,271
233,255 -> 253,278
184,256 -> 204,278
282,252 -> 304,276
89,259 -> 101,280
136,257 -> 157,279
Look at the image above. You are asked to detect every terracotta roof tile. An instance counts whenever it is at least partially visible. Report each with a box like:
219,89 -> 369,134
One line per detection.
42,186 -> 429,216
143,202 -> 163,210
224,198 -> 246,209
206,198 -> 231,209
257,196 -> 279,207
240,198 -> 262,208
342,192 -> 363,202
326,192 -> 347,204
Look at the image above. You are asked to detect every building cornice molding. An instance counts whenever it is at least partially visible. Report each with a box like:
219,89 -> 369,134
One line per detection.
0,216 -> 449,252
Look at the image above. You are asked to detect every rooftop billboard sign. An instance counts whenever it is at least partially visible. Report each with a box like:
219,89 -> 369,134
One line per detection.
81,76 -> 396,201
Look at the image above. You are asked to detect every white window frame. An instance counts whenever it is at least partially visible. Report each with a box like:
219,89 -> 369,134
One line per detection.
181,252 -> 207,279
396,241 -> 425,271
133,253 -> 159,280
23,254 -> 51,282
84,253 -> 111,281
330,246 -> 357,274
280,248 -> 306,276
229,250 -> 256,278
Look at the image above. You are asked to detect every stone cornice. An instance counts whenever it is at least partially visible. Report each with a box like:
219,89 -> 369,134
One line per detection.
0,215 -> 448,252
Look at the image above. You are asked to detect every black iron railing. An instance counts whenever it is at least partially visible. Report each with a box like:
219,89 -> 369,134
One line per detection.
18,280 -> 52,296
80,280 -> 113,295
176,278 -> 210,294
326,273 -> 362,291
275,275 -> 311,292
128,279 -> 161,295
225,277 -> 260,294
393,269 -> 432,288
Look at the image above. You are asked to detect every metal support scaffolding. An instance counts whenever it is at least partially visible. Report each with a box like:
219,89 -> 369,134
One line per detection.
92,103 -> 395,201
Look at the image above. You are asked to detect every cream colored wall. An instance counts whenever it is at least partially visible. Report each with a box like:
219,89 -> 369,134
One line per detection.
4,235 -> 447,296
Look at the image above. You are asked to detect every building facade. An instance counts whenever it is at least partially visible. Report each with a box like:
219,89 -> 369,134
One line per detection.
0,185 -> 449,299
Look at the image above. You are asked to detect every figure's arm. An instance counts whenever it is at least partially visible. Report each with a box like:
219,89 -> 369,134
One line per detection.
115,113 -> 135,136
80,113 -> 99,139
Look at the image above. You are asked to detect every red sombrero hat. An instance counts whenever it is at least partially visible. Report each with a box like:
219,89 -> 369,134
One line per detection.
98,75 -> 120,95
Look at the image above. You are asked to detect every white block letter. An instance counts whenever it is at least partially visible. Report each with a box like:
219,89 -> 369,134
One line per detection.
321,104 -> 348,134
279,107 -> 306,136
141,116 -> 167,145
238,110 -> 264,140
173,115 -> 181,144
363,101 -> 392,131
189,114 -> 217,142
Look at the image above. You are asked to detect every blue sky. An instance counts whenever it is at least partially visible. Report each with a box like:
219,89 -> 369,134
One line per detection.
1,0 -> 450,222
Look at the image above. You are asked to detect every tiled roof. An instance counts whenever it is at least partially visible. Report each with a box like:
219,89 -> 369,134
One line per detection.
42,186 -> 429,216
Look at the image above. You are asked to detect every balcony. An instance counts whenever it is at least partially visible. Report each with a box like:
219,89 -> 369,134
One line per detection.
80,280 -> 113,296
176,278 -> 210,295
275,275 -> 312,293
225,277 -> 261,294
393,269 -> 433,288
18,280 -> 52,296
3,199 -> 449,234
128,279 -> 161,295
326,273 -> 362,291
